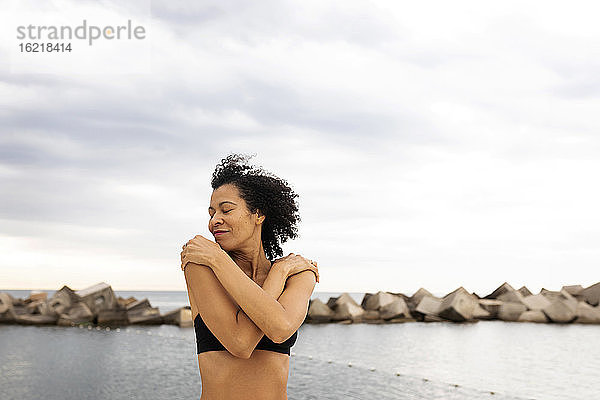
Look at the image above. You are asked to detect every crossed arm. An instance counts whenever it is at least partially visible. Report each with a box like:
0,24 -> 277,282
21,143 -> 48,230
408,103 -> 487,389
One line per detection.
184,254 -> 316,359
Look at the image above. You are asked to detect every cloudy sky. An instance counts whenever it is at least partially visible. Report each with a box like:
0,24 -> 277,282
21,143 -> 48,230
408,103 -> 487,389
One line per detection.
1,1 -> 599,297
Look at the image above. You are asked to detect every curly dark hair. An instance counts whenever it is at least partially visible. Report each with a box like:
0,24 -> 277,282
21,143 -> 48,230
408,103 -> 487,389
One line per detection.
211,153 -> 300,260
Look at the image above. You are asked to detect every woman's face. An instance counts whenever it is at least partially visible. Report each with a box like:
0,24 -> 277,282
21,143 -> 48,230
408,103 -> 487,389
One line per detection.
208,183 -> 264,251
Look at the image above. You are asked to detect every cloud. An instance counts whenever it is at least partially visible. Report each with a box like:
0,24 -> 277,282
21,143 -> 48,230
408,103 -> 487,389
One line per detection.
1,0 -> 600,294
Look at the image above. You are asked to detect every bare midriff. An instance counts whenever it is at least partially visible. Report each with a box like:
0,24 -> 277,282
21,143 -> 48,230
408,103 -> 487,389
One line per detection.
198,349 -> 290,400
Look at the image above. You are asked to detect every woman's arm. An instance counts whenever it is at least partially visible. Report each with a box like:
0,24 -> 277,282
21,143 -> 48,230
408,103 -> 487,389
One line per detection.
185,262 -> 286,359
207,253 -> 291,343
231,265 -> 288,357
181,236 -> 318,351
205,254 -> 316,348
185,260 -> 315,359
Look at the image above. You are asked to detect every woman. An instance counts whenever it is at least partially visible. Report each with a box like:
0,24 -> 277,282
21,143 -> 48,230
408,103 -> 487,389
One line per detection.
180,154 -> 320,400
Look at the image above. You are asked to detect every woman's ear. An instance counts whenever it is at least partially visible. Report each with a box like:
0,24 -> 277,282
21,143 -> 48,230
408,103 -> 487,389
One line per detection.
255,210 -> 265,225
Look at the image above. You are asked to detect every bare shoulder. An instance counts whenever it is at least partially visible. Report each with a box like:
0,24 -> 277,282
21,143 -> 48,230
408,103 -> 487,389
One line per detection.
286,269 -> 317,289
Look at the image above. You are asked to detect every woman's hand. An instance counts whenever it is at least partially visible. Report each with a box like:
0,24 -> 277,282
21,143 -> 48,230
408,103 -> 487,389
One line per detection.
272,253 -> 319,283
180,235 -> 227,271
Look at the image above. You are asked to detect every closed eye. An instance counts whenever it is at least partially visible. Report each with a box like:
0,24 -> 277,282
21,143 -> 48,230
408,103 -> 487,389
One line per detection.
209,209 -> 233,218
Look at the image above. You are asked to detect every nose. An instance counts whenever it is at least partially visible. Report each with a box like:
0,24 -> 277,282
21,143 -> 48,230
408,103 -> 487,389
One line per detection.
210,212 -> 224,227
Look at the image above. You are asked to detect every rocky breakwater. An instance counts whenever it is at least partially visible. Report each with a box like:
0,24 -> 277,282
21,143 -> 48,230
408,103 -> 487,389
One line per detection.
305,281 -> 600,325
0,282 -> 192,328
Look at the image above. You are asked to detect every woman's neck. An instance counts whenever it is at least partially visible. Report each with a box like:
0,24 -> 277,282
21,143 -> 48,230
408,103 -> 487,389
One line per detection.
227,241 -> 271,281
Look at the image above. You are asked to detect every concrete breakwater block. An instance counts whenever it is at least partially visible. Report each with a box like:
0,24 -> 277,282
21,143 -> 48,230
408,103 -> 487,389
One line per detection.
379,297 -> 411,320
472,303 -> 491,319
0,293 -> 17,323
408,288 -> 434,311
327,293 -> 365,321
76,282 -> 119,315
117,298 -> 164,324
497,290 -> 526,305
25,291 -> 47,303
559,289 -> 578,311
498,302 -> 527,321
48,286 -> 81,316
484,282 -> 516,300
25,299 -> 46,314
574,301 -> 600,324
25,286 -> 82,319
541,291 -> 578,323
478,299 -> 503,319
15,314 -> 58,325
362,291 -> 396,311
306,299 -> 335,323
126,298 -> 152,312
423,315 -> 445,322
438,287 -> 479,322
517,286 -> 533,297
562,285 -> 585,297
332,302 -> 365,321
2,283 -> 191,328
522,294 -> 552,311
57,302 -> 94,326
5,280 -> 600,328
128,307 -> 163,325
360,310 -> 382,321
580,282 -> 600,306
0,292 -> 14,314
161,306 -> 193,327
540,289 -> 562,301
0,309 -> 17,323
415,296 -> 442,317
118,296 -> 138,308
97,309 -> 129,326
542,301 -> 576,323
517,310 -> 548,323
327,293 -> 359,310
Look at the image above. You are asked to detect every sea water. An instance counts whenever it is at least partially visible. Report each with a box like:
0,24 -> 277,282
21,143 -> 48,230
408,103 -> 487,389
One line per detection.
1,290 -> 598,400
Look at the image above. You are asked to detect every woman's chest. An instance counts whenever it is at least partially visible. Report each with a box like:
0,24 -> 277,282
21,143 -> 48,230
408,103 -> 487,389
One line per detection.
243,271 -> 268,288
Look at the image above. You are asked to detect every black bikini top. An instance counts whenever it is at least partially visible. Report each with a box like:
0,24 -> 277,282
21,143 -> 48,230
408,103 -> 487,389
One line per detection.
194,313 -> 298,355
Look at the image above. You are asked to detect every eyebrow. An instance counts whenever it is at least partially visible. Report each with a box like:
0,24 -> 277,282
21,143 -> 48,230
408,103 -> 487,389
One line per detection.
208,201 -> 237,210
